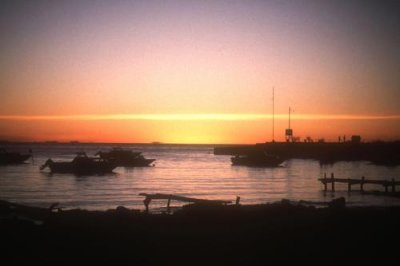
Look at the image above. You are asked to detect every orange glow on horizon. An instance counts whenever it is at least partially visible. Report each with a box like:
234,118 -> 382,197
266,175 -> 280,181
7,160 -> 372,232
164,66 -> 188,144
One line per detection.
1,113 -> 400,121
1,114 -> 399,144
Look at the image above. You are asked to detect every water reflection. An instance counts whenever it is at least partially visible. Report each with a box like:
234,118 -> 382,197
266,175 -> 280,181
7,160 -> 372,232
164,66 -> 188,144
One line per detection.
0,144 -> 399,210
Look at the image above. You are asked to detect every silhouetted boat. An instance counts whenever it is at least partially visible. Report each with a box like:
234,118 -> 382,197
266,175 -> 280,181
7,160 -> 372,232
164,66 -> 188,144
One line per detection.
0,148 -> 32,165
231,151 -> 284,167
96,148 -> 155,167
40,152 -> 116,174
215,140 -> 400,166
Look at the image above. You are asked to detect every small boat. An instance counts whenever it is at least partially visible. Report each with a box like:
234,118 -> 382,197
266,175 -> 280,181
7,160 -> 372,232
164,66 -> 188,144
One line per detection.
96,148 -> 156,167
40,152 -> 116,174
0,148 -> 32,165
231,150 -> 284,167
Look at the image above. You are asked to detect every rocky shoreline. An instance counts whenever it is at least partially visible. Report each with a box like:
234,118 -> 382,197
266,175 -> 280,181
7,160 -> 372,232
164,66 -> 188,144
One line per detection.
2,199 -> 399,264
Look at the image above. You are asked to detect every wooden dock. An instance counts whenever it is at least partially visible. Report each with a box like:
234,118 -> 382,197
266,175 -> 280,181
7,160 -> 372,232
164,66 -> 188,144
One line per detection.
318,173 -> 400,193
139,193 -> 234,213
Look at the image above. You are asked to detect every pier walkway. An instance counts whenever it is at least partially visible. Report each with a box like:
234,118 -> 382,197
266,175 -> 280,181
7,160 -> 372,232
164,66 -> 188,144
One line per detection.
318,173 -> 400,193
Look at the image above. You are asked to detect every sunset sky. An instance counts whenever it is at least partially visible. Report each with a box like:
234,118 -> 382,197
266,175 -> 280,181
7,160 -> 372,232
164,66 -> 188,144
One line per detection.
1,0 -> 399,143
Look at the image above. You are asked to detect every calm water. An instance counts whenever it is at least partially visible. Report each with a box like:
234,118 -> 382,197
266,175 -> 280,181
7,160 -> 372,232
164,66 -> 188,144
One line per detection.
1,143 -> 400,210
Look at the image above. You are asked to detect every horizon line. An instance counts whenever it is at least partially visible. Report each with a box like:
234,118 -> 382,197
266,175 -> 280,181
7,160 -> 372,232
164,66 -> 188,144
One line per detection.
1,140 -> 400,145
1,113 -> 400,121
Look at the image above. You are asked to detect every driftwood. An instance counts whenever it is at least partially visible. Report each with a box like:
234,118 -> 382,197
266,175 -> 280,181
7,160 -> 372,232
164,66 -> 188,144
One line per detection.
139,193 -> 233,213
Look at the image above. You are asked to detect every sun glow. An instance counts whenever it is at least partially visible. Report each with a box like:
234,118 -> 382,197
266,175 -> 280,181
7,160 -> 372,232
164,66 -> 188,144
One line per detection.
1,113 -> 399,144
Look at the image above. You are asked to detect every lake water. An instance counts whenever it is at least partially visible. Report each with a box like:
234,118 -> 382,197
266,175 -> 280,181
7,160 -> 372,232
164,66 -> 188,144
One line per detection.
1,143 -> 400,210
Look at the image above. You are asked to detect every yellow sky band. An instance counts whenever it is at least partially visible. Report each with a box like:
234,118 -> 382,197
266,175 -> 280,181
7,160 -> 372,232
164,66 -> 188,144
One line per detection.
0,114 -> 400,121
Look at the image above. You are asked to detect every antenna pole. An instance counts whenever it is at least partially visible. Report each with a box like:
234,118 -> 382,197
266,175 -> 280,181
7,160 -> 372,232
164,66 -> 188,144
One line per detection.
272,87 -> 275,142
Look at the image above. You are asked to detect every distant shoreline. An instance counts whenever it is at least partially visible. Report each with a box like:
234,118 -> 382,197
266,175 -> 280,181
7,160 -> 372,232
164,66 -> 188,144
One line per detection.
0,141 -> 253,147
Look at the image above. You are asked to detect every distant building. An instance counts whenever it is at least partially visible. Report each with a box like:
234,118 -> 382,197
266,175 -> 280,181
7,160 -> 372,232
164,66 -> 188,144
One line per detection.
351,135 -> 361,143
285,129 -> 293,142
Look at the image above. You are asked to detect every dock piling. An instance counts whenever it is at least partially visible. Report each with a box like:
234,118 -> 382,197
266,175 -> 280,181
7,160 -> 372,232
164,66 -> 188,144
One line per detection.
236,196 -> 241,205
167,198 -> 171,213
143,197 -> 151,213
392,178 -> 396,193
361,176 -> 365,193
348,178 -> 351,192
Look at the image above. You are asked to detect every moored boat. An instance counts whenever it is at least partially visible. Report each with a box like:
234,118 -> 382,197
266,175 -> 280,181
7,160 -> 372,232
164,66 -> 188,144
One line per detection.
40,152 -> 116,174
0,148 -> 32,165
231,151 -> 284,167
96,148 -> 155,167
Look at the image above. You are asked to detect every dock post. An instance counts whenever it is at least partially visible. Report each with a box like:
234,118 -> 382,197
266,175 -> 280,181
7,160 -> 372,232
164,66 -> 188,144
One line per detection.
392,178 -> 396,193
143,197 -> 151,213
167,197 -> 171,213
348,179 -> 351,192
331,173 -> 335,192
360,176 -> 365,193
323,173 -> 327,192
236,196 -> 241,205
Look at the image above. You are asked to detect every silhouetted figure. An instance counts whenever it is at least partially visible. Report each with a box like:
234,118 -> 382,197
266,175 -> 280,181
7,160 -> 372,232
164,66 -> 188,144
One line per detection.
338,136 -> 341,143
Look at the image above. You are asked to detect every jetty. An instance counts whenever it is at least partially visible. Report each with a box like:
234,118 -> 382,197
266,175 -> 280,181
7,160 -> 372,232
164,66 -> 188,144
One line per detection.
214,141 -> 400,165
318,173 -> 400,193
139,193 -> 234,213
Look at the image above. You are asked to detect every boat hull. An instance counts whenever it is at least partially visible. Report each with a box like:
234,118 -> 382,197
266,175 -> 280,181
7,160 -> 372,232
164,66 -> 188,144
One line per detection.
0,153 -> 31,165
98,149 -> 156,167
117,158 -> 156,167
231,156 -> 284,167
48,161 -> 116,174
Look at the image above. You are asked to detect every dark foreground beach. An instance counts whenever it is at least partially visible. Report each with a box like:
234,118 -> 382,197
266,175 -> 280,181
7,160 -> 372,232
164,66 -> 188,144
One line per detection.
1,199 -> 399,265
